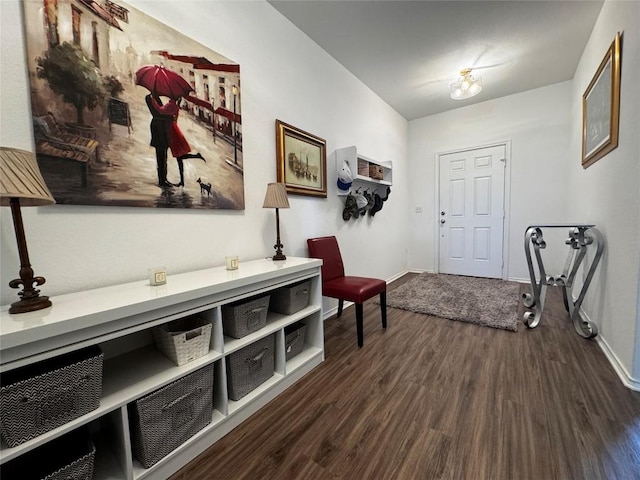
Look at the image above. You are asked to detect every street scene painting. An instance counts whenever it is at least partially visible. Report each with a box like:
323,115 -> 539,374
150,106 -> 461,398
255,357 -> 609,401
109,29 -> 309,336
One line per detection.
275,120 -> 327,198
22,0 -> 244,209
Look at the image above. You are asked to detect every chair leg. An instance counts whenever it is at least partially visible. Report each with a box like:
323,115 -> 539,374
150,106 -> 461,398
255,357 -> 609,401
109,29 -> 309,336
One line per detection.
356,303 -> 364,348
337,299 -> 344,318
380,291 -> 387,329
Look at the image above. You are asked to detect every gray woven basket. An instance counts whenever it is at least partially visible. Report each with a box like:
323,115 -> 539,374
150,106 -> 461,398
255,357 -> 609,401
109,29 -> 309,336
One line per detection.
226,334 -> 275,401
1,428 -> 96,480
0,346 -> 103,447
130,364 -> 214,468
222,295 -> 270,338
152,315 -> 212,366
284,322 -> 307,361
270,280 -> 311,315
42,444 -> 96,480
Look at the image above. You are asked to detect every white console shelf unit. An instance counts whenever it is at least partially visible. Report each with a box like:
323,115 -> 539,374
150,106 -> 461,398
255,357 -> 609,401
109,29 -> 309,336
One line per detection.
336,145 -> 392,196
0,257 -> 323,480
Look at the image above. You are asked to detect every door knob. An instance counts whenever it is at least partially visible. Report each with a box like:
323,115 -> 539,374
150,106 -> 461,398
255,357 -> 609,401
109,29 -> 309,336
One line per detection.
440,219 -> 446,224
441,211 -> 445,215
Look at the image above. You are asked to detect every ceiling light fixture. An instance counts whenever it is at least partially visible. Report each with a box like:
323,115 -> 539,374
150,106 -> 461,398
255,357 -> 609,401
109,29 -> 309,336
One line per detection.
450,68 -> 482,100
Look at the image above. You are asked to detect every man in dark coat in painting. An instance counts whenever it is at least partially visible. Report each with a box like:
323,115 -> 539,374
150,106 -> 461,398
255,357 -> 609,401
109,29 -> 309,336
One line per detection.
145,94 -> 173,187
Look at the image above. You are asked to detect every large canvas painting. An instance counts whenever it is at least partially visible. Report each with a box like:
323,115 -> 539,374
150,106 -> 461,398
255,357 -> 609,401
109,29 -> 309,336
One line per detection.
22,0 -> 244,209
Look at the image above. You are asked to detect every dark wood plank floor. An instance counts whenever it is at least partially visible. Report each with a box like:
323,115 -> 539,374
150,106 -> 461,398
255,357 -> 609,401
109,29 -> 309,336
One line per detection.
170,274 -> 640,480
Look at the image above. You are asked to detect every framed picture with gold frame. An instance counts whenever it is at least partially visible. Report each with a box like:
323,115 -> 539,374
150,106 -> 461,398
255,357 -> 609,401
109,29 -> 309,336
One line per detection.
276,120 -> 327,197
582,32 -> 622,169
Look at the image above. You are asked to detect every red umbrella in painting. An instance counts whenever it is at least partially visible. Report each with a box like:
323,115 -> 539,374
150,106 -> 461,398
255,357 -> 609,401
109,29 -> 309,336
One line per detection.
134,65 -> 194,99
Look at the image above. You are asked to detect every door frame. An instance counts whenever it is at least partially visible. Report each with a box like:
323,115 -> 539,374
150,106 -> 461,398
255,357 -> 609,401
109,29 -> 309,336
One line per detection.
434,140 -> 512,280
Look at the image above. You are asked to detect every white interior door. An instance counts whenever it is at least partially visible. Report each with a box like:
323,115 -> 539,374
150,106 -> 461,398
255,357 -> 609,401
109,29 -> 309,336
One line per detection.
438,144 -> 506,278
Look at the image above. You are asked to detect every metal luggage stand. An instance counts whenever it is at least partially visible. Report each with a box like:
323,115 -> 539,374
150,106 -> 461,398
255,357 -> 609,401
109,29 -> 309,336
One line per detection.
522,224 -> 604,338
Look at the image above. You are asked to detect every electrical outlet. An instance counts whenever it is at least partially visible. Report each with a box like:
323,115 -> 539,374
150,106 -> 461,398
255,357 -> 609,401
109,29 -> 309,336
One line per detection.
415,205 -> 423,213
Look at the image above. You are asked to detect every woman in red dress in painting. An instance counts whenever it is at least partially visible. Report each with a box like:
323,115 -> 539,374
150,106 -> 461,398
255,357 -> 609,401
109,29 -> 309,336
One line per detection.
150,96 -> 205,187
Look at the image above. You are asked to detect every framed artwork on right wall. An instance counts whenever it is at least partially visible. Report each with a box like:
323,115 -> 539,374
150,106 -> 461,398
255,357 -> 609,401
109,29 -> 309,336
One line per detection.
582,32 -> 622,169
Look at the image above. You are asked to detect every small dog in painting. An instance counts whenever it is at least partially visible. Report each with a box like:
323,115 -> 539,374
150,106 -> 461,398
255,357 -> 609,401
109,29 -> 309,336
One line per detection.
196,177 -> 213,196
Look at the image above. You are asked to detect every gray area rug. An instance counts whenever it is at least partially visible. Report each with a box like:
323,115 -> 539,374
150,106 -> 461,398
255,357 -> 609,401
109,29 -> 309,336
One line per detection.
384,273 -> 520,331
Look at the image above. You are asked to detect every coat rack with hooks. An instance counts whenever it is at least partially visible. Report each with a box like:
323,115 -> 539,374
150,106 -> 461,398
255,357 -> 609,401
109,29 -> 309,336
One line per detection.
335,146 -> 392,197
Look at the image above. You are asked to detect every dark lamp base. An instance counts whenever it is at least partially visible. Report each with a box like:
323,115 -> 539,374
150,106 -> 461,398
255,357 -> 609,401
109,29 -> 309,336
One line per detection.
9,295 -> 52,314
272,253 -> 287,261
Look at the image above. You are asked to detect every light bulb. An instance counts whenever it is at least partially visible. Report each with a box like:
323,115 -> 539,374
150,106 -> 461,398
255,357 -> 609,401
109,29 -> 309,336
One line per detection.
450,72 -> 482,100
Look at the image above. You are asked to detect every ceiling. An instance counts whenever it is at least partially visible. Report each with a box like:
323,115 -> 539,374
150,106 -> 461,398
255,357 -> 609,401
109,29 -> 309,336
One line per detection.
269,0 -> 604,120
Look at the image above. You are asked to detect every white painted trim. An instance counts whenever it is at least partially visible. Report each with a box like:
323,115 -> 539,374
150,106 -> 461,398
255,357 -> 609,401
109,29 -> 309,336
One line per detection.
322,305 -> 342,321
408,268 -> 436,274
577,305 -> 640,391
596,334 -> 640,391
387,269 -> 410,284
509,277 -> 531,284
434,140 -> 512,280
433,151 -> 441,274
501,140 -> 513,280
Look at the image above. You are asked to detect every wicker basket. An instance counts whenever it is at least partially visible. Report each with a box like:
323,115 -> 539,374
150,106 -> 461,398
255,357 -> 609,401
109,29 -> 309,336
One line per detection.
0,345 -> 103,447
1,428 -> 96,480
357,158 -> 370,177
153,316 -> 212,366
226,335 -> 275,401
284,323 -> 307,361
222,295 -> 270,339
269,280 -> 311,315
130,364 -> 214,468
369,164 -> 384,180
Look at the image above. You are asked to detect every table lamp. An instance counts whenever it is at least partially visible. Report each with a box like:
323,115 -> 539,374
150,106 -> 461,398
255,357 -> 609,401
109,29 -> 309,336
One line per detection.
0,147 -> 55,313
262,183 -> 289,261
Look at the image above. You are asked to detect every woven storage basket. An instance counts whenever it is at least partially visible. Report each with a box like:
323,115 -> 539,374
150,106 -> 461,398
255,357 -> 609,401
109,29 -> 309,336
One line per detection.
284,323 -> 307,361
130,364 -> 213,468
153,315 -> 212,366
269,280 -> 311,315
226,334 -> 275,401
222,295 -> 270,339
1,428 -> 96,480
357,158 -> 370,176
0,345 -> 103,447
369,164 -> 384,180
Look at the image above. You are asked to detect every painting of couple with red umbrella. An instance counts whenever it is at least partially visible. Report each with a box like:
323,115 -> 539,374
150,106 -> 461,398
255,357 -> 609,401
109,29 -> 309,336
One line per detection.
22,0 -> 244,209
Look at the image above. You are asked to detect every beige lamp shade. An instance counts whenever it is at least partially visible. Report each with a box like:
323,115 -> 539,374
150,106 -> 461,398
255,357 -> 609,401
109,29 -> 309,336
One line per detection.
0,147 -> 55,207
1,146 -> 55,314
262,182 -> 290,209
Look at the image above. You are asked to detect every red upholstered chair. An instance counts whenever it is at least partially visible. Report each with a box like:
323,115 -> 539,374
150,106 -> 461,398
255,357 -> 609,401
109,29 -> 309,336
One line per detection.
307,236 -> 387,347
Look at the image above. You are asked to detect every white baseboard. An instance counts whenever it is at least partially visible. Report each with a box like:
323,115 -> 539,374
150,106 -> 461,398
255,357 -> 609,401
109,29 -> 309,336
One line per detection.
322,304 -> 343,321
388,269 -> 410,283
508,276 -> 530,284
596,334 -> 640,391
408,268 -> 436,274
576,300 -> 640,391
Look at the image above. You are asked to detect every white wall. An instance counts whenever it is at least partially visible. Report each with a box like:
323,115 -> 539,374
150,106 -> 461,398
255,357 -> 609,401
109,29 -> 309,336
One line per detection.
567,0 -> 640,385
0,0 -> 409,309
407,81 -> 573,280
